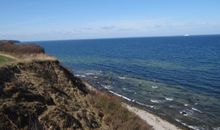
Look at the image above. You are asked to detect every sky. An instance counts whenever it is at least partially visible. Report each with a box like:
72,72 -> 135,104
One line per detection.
0,0 -> 220,41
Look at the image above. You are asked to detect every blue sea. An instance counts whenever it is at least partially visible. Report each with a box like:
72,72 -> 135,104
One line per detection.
35,35 -> 220,129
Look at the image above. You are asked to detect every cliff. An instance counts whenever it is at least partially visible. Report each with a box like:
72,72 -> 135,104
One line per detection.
0,41 -> 151,130
0,58 -> 152,130
0,59 -> 102,130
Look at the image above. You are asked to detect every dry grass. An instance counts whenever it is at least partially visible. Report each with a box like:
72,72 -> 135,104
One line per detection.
21,53 -> 57,62
88,91 -> 153,130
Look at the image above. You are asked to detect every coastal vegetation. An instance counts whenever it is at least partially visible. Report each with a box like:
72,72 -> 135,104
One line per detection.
88,91 -> 152,130
0,41 -> 152,130
0,40 -> 45,55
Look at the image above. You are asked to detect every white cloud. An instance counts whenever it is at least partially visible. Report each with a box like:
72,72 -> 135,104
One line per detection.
1,18 -> 220,41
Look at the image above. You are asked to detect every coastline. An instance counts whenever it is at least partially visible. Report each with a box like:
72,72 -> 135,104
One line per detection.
124,103 -> 181,130
83,81 -> 182,130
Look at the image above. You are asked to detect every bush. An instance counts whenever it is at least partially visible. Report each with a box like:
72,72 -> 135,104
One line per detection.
0,40 -> 45,54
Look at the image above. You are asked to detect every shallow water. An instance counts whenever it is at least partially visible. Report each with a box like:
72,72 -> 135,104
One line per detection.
35,35 -> 220,129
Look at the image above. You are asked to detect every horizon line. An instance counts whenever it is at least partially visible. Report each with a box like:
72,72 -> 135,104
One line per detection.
21,33 -> 220,43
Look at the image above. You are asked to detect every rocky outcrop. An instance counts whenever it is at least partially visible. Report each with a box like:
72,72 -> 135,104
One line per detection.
0,60 -> 102,130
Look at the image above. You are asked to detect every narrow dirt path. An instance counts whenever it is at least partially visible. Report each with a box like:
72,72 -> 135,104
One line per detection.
0,53 -> 18,60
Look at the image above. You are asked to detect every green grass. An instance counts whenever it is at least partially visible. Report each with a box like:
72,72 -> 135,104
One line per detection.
0,55 -> 14,64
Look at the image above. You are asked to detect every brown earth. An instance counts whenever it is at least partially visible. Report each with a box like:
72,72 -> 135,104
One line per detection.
0,58 -> 152,130
0,59 -> 103,130
0,41 -> 152,130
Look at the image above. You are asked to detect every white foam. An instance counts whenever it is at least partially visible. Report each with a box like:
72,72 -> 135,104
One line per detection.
192,107 -> 202,113
151,85 -> 158,89
118,76 -> 126,80
76,74 -> 86,78
136,101 -> 146,106
85,72 -> 94,76
213,127 -> 220,130
109,90 -> 121,96
150,99 -> 161,103
121,96 -> 131,101
175,119 -> 200,130
147,105 -> 154,108
101,84 -> 112,90
184,104 -> 189,107
94,76 -> 98,79
165,97 -> 173,101
109,90 -> 132,102
75,74 -> 81,77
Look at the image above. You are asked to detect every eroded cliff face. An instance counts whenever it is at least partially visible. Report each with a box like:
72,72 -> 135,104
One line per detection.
0,60 -> 102,130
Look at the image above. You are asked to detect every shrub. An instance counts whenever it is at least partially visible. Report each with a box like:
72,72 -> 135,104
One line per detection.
0,40 -> 45,54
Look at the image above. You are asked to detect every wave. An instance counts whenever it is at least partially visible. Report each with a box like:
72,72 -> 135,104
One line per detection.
175,119 -> 201,130
75,74 -> 81,77
118,76 -> 126,80
101,84 -> 112,90
40,35 -> 220,129
75,74 -> 86,78
150,99 -> 162,103
85,72 -> 94,76
165,97 -> 173,101
108,90 -> 154,109
151,85 -> 158,89
109,90 -> 132,102
184,104 -> 189,107
192,107 -> 203,113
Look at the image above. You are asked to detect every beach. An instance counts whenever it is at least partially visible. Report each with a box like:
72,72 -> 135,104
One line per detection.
38,36 -> 220,129
84,81 -> 182,130
124,104 -> 181,130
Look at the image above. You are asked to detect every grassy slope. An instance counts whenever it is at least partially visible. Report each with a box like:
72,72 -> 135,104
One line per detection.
88,91 -> 153,130
0,55 -> 14,64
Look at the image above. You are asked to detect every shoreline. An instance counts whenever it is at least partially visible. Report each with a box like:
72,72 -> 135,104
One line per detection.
83,81 -> 183,130
124,103 -> 181,130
